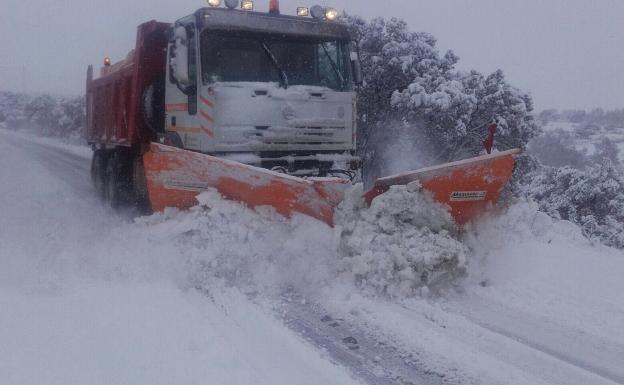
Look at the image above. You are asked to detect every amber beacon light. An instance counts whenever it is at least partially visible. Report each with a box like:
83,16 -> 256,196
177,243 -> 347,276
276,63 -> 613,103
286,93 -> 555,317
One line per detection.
269,0 -> 280,15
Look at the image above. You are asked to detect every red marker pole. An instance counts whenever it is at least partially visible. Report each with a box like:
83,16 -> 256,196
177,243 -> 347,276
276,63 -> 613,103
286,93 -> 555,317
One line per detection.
483,123 -> 497,154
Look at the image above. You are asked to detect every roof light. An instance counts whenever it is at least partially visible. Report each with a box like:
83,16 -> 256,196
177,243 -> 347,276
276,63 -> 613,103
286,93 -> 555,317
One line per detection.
297,7 -> 309,17
325,7 -> 338,21
241,0 -> 253,10
269,0 -> 280,15
225,0 -> 239,9
207,0 -> 222,7
104,57 -> 111,66
310,5 -> 324,19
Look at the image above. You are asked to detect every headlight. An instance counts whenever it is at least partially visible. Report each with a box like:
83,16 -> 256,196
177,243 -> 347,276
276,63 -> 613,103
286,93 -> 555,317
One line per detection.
207,0 -> 222,7
325,7 -> 338,21
241,0 -> 253,10
297,7 -> 309,17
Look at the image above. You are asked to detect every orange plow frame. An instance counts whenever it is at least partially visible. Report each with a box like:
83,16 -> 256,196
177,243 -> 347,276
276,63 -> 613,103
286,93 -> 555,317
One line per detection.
143,143 -> 520,226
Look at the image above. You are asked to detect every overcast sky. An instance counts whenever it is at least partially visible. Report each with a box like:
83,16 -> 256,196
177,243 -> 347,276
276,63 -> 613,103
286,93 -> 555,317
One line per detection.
1,0 -> 622,110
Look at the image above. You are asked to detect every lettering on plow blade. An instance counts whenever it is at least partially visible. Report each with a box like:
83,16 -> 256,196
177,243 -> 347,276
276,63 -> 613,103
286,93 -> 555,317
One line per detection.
450,191 -> 487,202
163,180 -> 211,192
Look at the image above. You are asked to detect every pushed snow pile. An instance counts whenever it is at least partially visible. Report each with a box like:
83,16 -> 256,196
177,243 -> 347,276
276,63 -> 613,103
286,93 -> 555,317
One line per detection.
139,185 -> 467,298
334,184 -> 468,297
138,190 -> 341,296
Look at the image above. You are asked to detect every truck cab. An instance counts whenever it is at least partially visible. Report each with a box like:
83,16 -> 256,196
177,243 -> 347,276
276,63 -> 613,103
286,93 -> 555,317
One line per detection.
164,5 -> 361,176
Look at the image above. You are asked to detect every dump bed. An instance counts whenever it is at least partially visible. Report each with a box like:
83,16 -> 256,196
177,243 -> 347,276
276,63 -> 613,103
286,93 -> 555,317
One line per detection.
86,20 -> 169,147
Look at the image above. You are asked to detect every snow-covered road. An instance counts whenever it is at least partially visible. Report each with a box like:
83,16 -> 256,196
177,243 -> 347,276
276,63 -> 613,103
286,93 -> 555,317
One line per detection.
1,128 -> 623,385
0,130 -> 362,385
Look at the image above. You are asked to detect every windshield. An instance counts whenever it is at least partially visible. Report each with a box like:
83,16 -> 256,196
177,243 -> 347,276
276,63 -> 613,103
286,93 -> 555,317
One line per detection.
200,30 -> 353,91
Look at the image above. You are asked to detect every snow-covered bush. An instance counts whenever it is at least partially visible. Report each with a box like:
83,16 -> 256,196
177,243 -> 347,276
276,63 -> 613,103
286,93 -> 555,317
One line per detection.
1,91 -> 85,139
592,137 -> 620,165
0,91 -> 31,129
546,108 -> 624,129
519,129 -> 623,249
523,161 -> 624,249
537,109 -> 560,124
25,94 -> 85,138
527,130 -> 589,169
24,94 -> 59,135
341,14 -> 538,177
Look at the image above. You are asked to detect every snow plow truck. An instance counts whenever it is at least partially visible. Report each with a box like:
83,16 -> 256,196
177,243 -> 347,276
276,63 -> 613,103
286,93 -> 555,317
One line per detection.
86,0 -> 520,226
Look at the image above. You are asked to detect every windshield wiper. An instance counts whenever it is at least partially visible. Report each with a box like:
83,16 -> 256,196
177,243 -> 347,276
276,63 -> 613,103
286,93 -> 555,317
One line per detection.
321,43 -> 346,90
260,41 -> 289,89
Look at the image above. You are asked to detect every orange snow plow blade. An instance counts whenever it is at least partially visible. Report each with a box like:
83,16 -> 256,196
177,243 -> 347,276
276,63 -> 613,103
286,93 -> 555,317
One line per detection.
143,143 -> 347,225
144,143 -> 519,226
363,149 -> 521,225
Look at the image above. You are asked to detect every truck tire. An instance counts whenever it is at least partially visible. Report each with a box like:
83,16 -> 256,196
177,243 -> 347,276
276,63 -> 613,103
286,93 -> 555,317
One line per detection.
106,150 -> 133,209
132,156 -> 152,214
91,150 -> 108,200
142,78 -> 165,134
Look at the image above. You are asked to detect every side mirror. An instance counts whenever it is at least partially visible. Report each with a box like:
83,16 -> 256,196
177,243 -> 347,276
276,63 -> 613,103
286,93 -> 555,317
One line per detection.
350,52 -> 363,86
169,26 -> 192,93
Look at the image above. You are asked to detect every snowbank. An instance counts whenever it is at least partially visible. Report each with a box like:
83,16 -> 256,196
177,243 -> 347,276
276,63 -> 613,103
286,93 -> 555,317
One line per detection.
335,184 -> 467,297
464,201 -> 624,345
3,128 -> 92,158
135,184 -> 468,299
313,200 -> 624,385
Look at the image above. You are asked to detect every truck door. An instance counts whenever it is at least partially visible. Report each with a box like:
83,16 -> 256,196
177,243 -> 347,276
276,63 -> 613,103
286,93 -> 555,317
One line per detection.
165,19 -> 201,150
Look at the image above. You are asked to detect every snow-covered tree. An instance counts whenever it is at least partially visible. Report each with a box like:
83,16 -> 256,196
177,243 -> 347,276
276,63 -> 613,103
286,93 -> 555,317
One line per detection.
537,109 -> 560,124
341,14 -> 538,173
0,91 -> 31,129
19,93 -> 86,138
592,137 -> 620,166
525,161 -> 624,249
528,130 -> 589,169
56,96 -> 86,138
24,94 -> 59,135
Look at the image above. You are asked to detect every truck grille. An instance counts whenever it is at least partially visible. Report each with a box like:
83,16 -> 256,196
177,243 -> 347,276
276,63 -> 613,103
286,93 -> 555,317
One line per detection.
253,125 -> 346,145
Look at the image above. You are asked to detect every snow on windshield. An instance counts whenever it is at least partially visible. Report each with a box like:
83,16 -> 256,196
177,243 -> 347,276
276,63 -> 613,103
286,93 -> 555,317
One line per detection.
200,30 -> 352,91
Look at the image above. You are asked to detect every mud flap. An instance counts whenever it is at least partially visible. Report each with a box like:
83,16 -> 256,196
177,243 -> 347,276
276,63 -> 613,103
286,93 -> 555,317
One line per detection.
142,143 -> 347,225
363,149 -> 521,225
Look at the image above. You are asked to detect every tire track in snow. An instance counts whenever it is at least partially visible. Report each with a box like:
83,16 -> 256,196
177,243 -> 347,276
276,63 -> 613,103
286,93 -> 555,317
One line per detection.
445,296 -> 624,385
277,292 -> 473,385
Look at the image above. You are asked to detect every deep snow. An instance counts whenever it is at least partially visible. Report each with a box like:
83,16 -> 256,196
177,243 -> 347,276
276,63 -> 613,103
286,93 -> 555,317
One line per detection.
0,129 -> 362,385
2,128 -> 624,385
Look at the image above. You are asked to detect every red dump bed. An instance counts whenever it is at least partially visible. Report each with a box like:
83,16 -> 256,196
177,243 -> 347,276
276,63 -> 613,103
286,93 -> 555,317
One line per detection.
86,20 -> 169,147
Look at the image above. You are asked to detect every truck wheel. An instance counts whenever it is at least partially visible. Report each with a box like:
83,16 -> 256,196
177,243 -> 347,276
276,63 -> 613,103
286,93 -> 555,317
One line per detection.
106,153 -> 123,209
91,150 -> 108,200
132,156 -> 152,214
106,151 -> 133,210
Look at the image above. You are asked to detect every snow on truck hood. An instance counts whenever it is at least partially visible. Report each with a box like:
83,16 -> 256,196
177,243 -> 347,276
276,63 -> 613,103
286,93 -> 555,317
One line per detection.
207,82 -> 355,153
